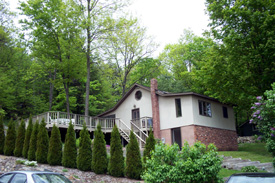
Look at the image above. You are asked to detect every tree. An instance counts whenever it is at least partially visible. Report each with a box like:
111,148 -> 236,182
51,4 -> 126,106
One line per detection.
36,119 -> 49,164
109,125 -> 124,177
143,128 -> 155,164
23,117 -> 33,158
4,119 -> 16,156
125,131 -> 142,179
0,116 -> 5,154
77,122 -> 92,171
28,121 -> 39,161
14,119 -> 25,157
92,124 -> 107,174
47,124 -> 62,165
62,122 -> 77,168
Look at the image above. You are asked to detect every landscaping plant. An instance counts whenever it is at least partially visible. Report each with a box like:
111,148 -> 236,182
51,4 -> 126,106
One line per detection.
142,142 -> 223,183
22,116 -> 33,158
28,121 -> 39,161
0,116 -> 5,154
92,124 -> 108,174
125,131 -> 142,179
4,119 -> 16,156
77,122 -> 92,171
47,124 -> 62,165
62,121 -> 77,168
241,166 -> 259,172
109,125 -> 124,177
36,118 -> 49,163
143,128 -> 156,164
14,119 -> 26,157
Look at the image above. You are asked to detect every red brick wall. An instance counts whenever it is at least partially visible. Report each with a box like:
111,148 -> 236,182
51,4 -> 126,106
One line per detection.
194,125 -> 238,151
151,78 -> 161,139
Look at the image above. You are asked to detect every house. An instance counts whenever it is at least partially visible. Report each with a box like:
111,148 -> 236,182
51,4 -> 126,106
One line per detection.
98,78 -> 238,151
238,121 -> 262,137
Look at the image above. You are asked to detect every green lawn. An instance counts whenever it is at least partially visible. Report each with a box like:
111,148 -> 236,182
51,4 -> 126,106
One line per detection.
218,143 -> 273,163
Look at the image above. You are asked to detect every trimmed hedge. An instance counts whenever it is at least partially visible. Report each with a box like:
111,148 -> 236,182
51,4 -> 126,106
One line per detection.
22,117 -> 33,158
47,124 -> 62,165
36,118 -> 49,164
14,119 -> 26,157
28,121 -> 39,161
62,122 -> 77,168
4,119 -> 16,156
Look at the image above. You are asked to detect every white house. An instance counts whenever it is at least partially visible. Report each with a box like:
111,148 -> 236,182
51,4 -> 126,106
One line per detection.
98,79 -> 238,151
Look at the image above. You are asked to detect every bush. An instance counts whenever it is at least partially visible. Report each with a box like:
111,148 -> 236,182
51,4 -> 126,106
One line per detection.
125,131 -> 142,179
109,125 -> 124,177
47,124 -> 62,165
143,128 -> 156,164
36,119 -> 49,164
142,142 -> 223,183
92,124 -> 108,174
14,120 -> 26,157
241,166 -> 259,172
4,119 -> 16,156
0,116 -> 5,154
62,122 -> 77,168
28,121 -> 39,161
22,117 -> 33,158
77,122 -> 92,171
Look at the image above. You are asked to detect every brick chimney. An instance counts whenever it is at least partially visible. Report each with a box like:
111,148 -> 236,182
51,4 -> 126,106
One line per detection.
150,78 -> 161,139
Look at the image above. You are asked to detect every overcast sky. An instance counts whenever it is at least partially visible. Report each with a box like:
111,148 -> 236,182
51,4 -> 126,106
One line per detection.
8,0 -> 210,56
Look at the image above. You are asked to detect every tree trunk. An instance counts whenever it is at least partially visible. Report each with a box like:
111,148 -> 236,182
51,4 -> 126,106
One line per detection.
63,81 -> 70,115
49,69 -> 56,111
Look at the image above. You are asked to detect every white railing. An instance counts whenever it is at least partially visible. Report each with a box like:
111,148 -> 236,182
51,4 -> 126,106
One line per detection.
131,117 -> 153,132
130,120 -> 148,148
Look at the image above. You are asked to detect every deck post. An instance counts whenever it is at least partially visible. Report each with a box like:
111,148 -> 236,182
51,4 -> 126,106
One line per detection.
47,112 -> 50,124
57,112 -> 60,122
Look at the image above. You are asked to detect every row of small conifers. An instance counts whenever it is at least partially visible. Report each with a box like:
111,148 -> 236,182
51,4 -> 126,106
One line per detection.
0,116 -> 156,180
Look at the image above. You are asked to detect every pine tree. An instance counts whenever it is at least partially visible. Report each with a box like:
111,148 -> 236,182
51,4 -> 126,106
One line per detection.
143,128 -> 156,163
92,124 -> 107,174
125,131 -> 142,179
36,119 -> 49,164
28,121 -> 39,161
14,119 -> 26,157
77,122 -> 92,171
109,125 -> 124,177
23,116 -> 33,158
47,124 -> 62,165
0,116 -> 5,154
4,119 -> 16,156
62,122 -> 77,168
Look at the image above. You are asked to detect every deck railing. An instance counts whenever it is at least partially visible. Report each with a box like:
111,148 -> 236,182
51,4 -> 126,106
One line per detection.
131,116 -> 153,133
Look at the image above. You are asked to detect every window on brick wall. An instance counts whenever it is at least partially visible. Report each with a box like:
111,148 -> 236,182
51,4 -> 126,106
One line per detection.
198,100 -> 212,117
175,98 -> 182,117
223,106 -> 228,118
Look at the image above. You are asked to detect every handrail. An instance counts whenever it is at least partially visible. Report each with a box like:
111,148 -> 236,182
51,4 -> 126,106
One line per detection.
130,120 -> 148,144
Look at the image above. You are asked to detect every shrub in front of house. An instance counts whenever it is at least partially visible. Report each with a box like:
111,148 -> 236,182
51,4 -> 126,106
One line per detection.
125,131 -> 142,179
77,122 -> 92,171
0,116 -> 5,154
28,121 -> 39,161
109,125 -> 124,177
23,116 -> 33,158
14,119 -> 26,157
47,124 -> 62,165
4,119 -> 16,156
62,122 -> 77,168
36,118 -> 49,164
92,124 -> 108,174
143,128 -> 156,164
142,142 -> 223,183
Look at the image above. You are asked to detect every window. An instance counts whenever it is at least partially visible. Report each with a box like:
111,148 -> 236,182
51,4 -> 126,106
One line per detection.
198,100 -> 212,117
223,106 -> 228,118
135,90 -> 142,100
175,98 -> 182,117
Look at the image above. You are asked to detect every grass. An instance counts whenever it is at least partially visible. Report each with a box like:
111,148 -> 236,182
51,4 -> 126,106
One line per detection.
218,143 -> 273,163
219,168 -> 267,178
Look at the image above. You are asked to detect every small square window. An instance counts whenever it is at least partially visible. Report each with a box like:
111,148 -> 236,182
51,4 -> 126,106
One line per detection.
223,106 -> 228,118
175,98 -> 182,117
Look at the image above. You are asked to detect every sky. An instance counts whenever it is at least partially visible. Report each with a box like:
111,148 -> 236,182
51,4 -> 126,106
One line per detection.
8,0 -> 210,56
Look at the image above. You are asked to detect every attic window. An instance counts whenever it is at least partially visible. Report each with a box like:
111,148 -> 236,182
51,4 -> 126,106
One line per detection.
135,91 -> 142,100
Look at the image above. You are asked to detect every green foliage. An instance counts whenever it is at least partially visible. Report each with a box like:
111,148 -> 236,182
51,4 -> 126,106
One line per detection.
28,121 -> 39,161
143,128 -> 156,164
4,119 -> 16,156
47,124 -> 62,165
109,125 -> 124,177
14,120 -> 26,157
92,124 -> 108,174
0,116 -> 5,154
23,117 -> 33,158
125,131 -> 142,179
77,122 -> 92,171
142,142 -> 223,183
36,119 -> 49,164
62,122 -> 77,168
241,166 -> 259,173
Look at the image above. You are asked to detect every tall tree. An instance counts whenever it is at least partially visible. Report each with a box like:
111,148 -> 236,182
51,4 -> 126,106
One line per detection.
14,119 -> 25,157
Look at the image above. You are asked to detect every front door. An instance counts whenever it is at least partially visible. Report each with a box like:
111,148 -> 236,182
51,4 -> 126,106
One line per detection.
132,109 -> 140,127
172,127 -> 182,147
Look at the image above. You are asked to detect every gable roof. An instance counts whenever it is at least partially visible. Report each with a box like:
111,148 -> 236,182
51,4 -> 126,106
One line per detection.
97,83 -> 221,117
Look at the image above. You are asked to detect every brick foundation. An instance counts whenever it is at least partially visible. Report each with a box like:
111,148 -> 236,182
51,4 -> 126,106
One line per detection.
181,126 -> 196,146
160,129 -> 172,145
194,125 -> 238,151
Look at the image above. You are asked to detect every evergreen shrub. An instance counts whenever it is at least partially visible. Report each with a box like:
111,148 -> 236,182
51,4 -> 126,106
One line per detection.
47,124 -> 62,165
23,117 -> 33,158
62,122 -> 77,168
36,118 -> 49,164
4,119 -> 16,156
0,116 -> 5,154
28,121 -> 39,161
143,128 -> 156,164
14,119 -> 26,157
